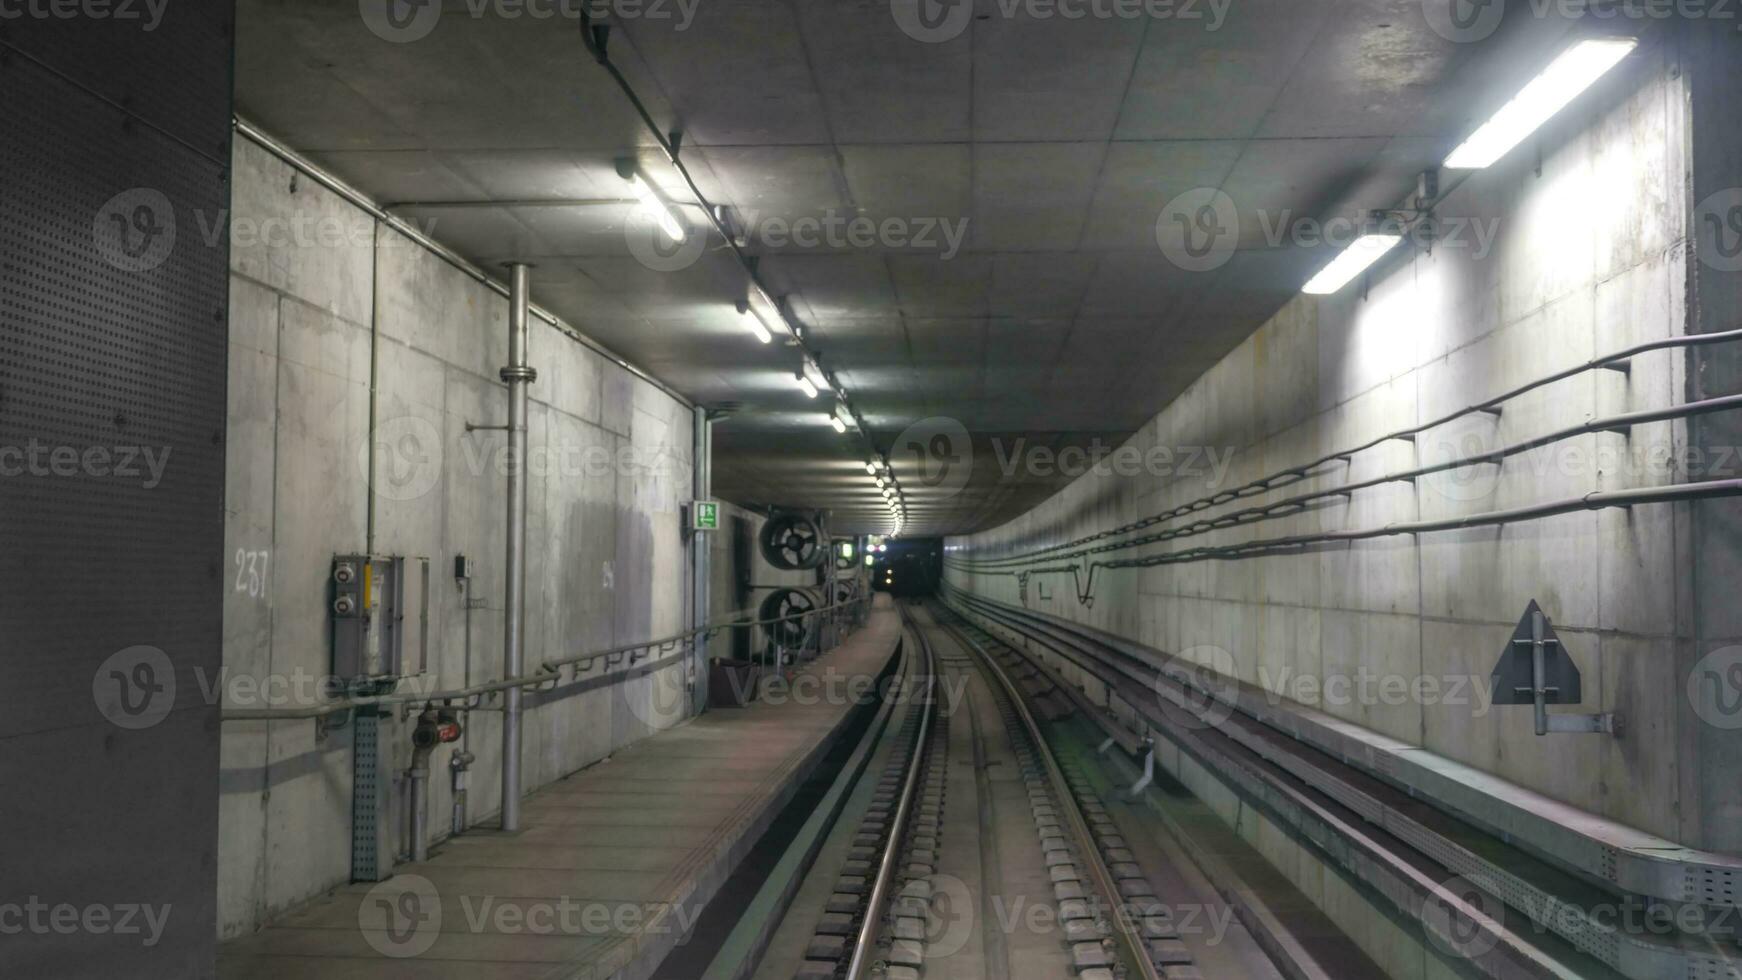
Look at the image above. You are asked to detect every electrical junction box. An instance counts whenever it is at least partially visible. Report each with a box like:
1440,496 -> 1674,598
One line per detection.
330,554 -> 430,688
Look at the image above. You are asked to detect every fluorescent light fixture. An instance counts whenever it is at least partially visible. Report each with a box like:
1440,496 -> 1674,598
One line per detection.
626,172 -> 687,243
735,300 -> 773,344
1302,233 -> 1403,295
1445,38 -> 1637,170
865,461 -> 877,475
830,413 -> 847,434
794,370 -> 818,399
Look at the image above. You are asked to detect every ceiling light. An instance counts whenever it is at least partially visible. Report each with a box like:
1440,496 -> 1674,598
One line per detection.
624,170 -> 687,243
735,299 -> 773,344
795,369 -> 818,399
830,413 -> 847,434
864,461 -> 877,475
1444,38 -> 1637,170
1302,233 -> 1403,295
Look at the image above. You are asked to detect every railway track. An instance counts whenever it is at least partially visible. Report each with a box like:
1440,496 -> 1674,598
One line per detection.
749,601 -> 1296,980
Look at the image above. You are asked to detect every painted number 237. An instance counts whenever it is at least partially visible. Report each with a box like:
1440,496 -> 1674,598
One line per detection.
234,548 -> 270,599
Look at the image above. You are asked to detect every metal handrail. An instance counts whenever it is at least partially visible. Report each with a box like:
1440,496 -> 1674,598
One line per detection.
219,595 -> 871,722
961,326 -> 1742,569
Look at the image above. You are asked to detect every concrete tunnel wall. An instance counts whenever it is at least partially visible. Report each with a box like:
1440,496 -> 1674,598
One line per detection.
216,135 -> 748,938
946,39 -> 1742,857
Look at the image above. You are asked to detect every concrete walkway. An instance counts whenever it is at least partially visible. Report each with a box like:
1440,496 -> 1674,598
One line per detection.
218,599 -> 902,980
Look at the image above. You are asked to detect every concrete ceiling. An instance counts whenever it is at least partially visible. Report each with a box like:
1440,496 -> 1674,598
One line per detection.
234,0 -> 1565,537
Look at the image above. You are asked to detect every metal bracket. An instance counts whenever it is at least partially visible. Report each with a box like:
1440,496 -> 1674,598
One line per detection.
1492,601 -> 1620,736
1124,737 -> 1156,799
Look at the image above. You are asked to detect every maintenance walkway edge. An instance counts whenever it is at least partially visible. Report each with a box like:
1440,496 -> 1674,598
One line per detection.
218,598 -> 905,980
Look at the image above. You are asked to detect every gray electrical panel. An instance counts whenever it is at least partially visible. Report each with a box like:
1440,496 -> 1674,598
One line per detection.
330,555 -> 430,687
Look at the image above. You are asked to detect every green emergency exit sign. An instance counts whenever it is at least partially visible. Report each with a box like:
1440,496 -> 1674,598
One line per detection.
691,500 -> 720,531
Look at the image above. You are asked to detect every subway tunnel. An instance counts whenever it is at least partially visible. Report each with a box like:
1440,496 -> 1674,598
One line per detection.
5,2 -> 1742,978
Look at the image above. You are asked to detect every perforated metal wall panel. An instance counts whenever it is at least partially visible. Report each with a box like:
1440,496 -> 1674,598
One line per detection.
0,5 -> 233,978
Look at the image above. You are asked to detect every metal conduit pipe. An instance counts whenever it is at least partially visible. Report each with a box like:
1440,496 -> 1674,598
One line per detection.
215,596 -> 872,723
501,262 -> 535,833
951,477 -> 1742,605
965,323 -> 1742,568
691,405 -> 712,715
971,390 -> 1742,570
231,118 -> 693,411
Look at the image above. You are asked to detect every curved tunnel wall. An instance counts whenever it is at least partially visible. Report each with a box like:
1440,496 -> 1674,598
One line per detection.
946,39 -> 1742,857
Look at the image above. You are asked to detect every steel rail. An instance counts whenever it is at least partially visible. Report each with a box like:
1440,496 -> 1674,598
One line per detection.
219,596 -> 870,722
942,589 -> 1742,979
961,325 -> 1742,569
845,606 -> 938,980
935,605 -> 1166,980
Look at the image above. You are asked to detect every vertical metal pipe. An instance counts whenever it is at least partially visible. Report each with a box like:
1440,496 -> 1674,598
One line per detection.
500,263 -> 535,832
692,406 -> 712,715
409,767 -> 429,862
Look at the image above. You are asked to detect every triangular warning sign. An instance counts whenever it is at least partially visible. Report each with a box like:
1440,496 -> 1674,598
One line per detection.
1490,599 -> 1582,706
